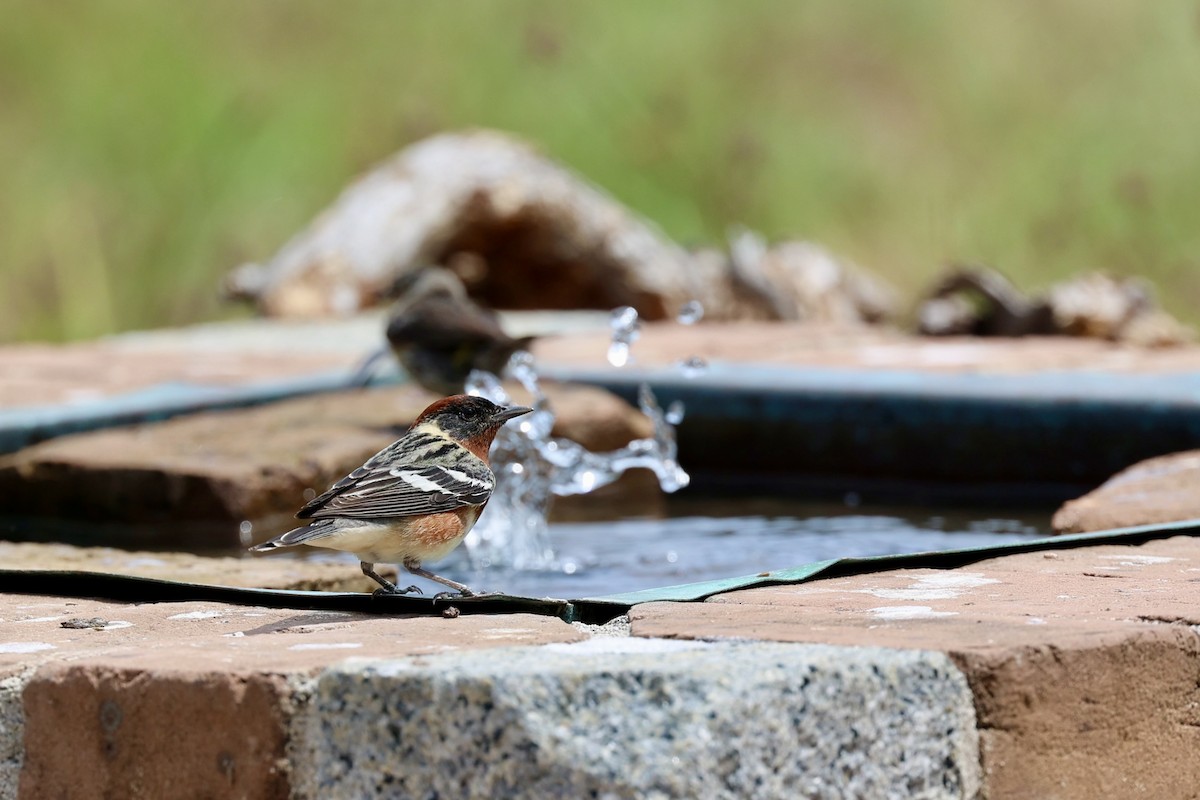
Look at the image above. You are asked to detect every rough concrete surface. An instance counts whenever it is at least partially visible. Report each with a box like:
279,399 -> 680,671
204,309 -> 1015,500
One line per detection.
631,535 -> 1200,799
0,381 -> 650,546
292,640 -> 981,800
0,669 -> 30,800
1053,449 -> 1200,534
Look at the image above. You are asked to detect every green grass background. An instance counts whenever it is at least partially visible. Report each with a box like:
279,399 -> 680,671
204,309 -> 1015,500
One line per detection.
3,1 -> 1200,342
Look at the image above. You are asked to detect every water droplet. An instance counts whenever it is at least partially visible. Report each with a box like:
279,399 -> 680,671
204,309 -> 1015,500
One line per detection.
606,306 -> 640,367
844,491 -> 861,508
510,463 -> 524,475
666,550 -> 678,564
678,356 -> 707,378
609,305 -> 639,332
302,488 -> 317,502
665,401 -> 685,426
509,350 -> 535,370
676,301 -> 704,325
238,520 -> 253,546
606,341 -> 630,368
562,561 -> 578,575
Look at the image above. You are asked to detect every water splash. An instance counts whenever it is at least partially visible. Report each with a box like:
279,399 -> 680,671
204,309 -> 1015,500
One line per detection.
464,351 -> 689,572
607,306 -> 640,367
677,356 -> 708,378
677,300 -> 704,325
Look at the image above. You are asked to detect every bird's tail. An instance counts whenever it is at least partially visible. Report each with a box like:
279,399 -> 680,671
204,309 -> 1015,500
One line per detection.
249,520 -> 337,552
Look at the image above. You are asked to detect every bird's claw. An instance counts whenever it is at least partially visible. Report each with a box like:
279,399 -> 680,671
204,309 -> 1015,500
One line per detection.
433,589 -> 496,601
373,584 -> 424,597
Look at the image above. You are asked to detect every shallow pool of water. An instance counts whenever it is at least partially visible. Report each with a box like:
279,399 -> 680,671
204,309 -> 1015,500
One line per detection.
307,496 -> 1049,598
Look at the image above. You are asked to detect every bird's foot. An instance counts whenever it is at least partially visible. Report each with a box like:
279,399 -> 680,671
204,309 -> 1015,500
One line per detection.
372,584 -> 424,597
433,590 -> 471,601
432,588 -> 497,601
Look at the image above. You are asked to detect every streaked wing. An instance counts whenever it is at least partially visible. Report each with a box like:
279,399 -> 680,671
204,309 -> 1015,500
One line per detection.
301,462 -> 494,520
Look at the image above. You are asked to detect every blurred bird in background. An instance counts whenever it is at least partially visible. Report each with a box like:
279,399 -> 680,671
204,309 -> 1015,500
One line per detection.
355,266 -> 535,395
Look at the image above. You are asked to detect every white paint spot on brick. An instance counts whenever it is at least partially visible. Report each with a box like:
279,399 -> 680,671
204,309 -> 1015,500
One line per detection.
100,621 -> 133,630
857,572 -> 999,601
1098,555 -> 1175,566
1027,618 -> 1047,625
0,642 -> 55,654
868,606 -> 958,621
168,610 -> 226,620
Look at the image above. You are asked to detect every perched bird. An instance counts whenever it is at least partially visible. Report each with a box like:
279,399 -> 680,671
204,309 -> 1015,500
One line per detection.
356,266 -> 535,396
250,395 -> 532,596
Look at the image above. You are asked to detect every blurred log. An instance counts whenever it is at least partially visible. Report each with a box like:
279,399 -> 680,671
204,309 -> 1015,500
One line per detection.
225,129 -> 700,320
226,129 -> 898,326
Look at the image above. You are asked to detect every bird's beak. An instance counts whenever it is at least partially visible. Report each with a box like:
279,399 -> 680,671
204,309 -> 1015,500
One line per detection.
493,405 -> 533,423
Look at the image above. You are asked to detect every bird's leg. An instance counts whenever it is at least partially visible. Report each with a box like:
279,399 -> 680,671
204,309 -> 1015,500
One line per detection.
403,561 -> 476,597
360,561 -> 422,595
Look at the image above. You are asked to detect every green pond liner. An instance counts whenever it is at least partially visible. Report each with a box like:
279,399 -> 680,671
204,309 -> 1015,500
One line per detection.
4,518 -> 1199,625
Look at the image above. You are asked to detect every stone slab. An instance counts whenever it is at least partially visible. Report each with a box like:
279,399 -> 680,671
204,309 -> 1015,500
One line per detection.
0,595 -> 584,675
0,541 -> 397,593
0,592 -> 581,800
0,382 -> 651,547
1053,450 -> 1200,534
536,321 -> 1200,374
291,640 -> 981,800
0,311 -> 607,454
630,535 -> 1200,799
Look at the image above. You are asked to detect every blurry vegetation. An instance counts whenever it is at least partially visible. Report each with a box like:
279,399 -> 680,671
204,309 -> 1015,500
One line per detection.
2,1 -> 1200,341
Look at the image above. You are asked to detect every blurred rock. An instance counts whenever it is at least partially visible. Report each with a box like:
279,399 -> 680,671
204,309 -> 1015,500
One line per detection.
917,266 -> 1054,337
723,227 -> 898,324
225,129 -> 898,326
1052,450 -> 1200,534
0,383 -> 651,548
225,129 -> 700,320
918,265 -> 1192,346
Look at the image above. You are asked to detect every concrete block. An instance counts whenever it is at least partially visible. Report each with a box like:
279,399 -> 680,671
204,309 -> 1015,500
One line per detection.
0,669 -> 30,800
292,639 -> 981,799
